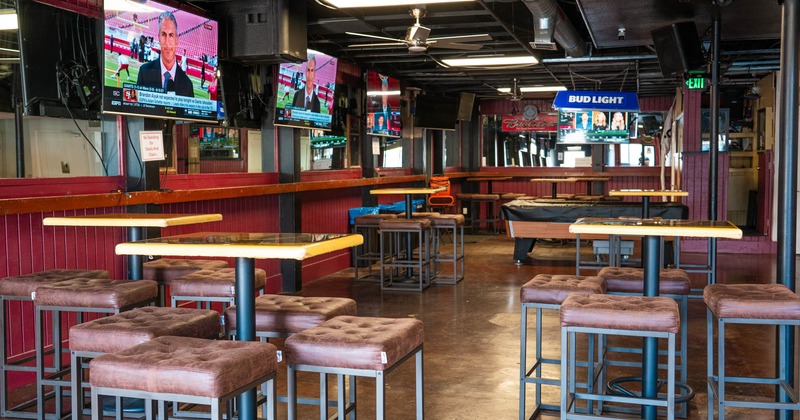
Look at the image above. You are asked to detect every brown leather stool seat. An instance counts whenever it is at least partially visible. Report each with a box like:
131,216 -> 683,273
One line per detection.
353,214 -> 399,282
285,315 -> 424,419
69,307 -> 221,417
0,269 -> 109,418
429,213 -> 464,228
704,284 -> 800,417
560,293 -> 680,419
598,267 -> 691,295
519,274 -> 605,417
89,336 -> 278,420
397,212 -> 441,219
378,219 -> 432,292
31,278 -> 157,419
170,268 -> 266,308
224,294 -> 357,338
143,258 -> 229,306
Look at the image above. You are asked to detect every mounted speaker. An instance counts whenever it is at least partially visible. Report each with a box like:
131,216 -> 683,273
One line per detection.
651,22 -> 705,77
217,0 -> 306,63
457,92 -> 476,121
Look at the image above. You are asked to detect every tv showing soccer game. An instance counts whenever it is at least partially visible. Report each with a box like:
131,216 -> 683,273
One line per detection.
557,110 -> 634,144
365,71 -> 401,138
275,50 -> 338,131
102,1 -> 220,122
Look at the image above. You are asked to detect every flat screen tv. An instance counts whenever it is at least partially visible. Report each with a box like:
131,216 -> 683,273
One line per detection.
102,1 -> 220,122
365,71 -> 401,138
414,95 -> 458,131
557,110 -> 634,144
274,50 -> 338,130
17,0 -> 103,119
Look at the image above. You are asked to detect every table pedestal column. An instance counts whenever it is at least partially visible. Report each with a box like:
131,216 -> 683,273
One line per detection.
127,227 -> 143,280
235,257 -> 257,420
641,235 -> 660,419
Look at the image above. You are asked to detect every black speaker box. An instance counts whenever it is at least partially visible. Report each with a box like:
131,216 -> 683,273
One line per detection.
218,0 -> 307,63
457,92 -> 476,121
651,22 -> 705,77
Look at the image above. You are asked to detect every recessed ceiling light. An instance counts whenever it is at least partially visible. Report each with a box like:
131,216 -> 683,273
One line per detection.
442,55 -> 538,67
325,0 -> 473,8
367,90 -> 402,96
497,85 -> 566,93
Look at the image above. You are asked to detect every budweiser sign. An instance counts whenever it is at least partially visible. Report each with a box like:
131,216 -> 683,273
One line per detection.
502,114 -> 557,132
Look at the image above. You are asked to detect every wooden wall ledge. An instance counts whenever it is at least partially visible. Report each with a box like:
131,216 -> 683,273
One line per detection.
0,175 -> 426,216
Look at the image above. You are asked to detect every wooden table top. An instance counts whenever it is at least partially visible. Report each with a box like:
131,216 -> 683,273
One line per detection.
467,177 -> 513,182
608,189 -> 689,198
370,187 -> 446,195
569,218 -> 742,239
43,213 -> 223,228
116,232 -> 364,260
570,177 -> 611,182
530,178 -> 578,183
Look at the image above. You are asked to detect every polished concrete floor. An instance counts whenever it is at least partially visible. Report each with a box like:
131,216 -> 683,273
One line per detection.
4,234 -> 788,419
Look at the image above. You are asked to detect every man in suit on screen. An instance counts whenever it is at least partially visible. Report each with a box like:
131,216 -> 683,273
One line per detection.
136,11 -> 194,97
291,54 -> 321,112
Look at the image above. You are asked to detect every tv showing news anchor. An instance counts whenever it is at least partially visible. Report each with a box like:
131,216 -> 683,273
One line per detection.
102,0 -> 221,122
365,71 -> 401,138
275,50 -> 338,130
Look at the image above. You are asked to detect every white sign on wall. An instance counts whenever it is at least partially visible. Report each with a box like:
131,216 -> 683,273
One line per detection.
139,131 -> 165,162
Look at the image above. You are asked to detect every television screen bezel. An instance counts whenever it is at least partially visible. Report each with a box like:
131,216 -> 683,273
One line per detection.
274,50 -> 338,131
365,71 -> 402,138
556,109 -> 635,144
101,1 -> 221,123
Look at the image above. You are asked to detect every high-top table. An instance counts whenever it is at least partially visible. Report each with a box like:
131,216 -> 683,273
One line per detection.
609,189 -> 688,218
43,213 -> 223,280
570,218 -> 742,419
116,231 -> 363,420
466,176 -> 512,194
530,178 -> 577,199
570,176 -> 611,195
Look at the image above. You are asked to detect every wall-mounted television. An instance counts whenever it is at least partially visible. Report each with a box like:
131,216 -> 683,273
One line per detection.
102,1 -> 220,122
414,95 -> 458,131
557,110 -> 634,144
274,50 -> 338,130
17,0 -> 103,119
365,71 -> 401,138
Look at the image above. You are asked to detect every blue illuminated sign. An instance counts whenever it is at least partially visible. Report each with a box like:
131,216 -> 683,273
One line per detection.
553,90 -> 640,112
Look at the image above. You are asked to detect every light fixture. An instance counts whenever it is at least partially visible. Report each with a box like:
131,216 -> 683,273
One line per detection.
104,0 -> 162,12
366,90 -> 401,96
497,85 -> 566,93
0,9 -> 17,31
325,0 -> 472,8
442,55 -> 538,67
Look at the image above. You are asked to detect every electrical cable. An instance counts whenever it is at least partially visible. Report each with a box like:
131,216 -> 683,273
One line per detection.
124,117 -> 144,191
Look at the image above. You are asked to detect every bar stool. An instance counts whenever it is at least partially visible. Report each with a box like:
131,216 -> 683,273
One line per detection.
89,336 -> 278,420
285,315 -> 424,420
353,214 -> 398,282
69,306 -> 221,418
456,193 -> 500,234
379,218 -> 433,292
170,267 -> 266,311
705,283 -> 800,419
430,214 -> 465,285
597,266 -> 692,417
142,258 -> 229,306
0,269 -> 109,419
32,278 -> 158,420
519,274 -> 605,420
560,293 -> 679,420
225,295 -> 358,411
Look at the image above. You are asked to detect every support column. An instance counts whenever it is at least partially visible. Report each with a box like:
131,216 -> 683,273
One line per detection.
278,127 -> 302,292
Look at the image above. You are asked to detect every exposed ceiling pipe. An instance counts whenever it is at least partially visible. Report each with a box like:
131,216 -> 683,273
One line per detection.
521,0 -> 587,57
542,54 -> 657,64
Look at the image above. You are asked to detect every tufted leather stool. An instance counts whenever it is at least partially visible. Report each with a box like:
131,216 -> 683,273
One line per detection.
142,258 -> 229,306
32,278 -> 157,420
353,214 -> 399,282
69,306 -> 221,418
560,293 -> 680,420
285,315 -> 424,420
598,266 -> 691,417
519,274 -> 606,419
704,283 -> 800,419
429,214 -> 465,285
89,335 -> 278,420
379,218 -> 433,292
170,267 -> 266,311
0,269 -> 109,418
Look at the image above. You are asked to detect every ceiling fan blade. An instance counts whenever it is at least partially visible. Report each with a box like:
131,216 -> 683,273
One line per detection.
428,34 -> 492,43
428,41 -> 484,51
345,31 -> 403,43
348,42 -> 408,48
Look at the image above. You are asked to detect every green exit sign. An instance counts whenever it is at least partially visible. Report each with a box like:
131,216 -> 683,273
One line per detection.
686,76 -> 707,90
